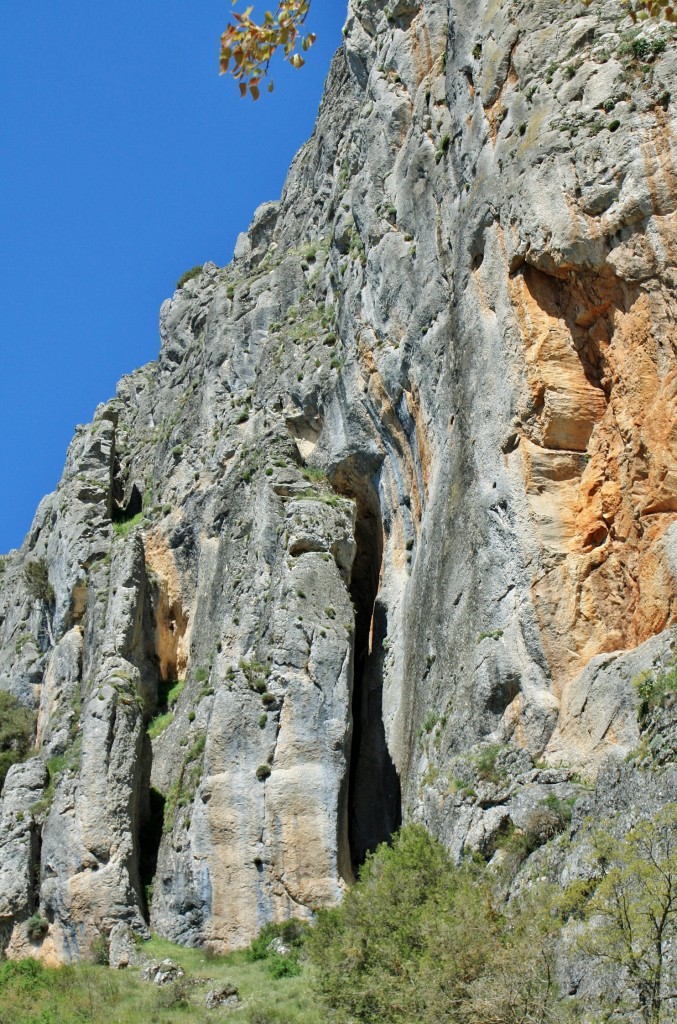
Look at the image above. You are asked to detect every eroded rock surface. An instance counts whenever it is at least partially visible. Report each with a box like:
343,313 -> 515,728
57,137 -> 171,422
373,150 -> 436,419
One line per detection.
0,0 -> 675,960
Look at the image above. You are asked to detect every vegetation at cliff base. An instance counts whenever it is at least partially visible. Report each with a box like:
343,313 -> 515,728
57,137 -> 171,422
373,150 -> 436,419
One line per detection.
309,824 -> 564,1024
0,936 -> 322,1024
2,812 -> 677,1022
309,817 -> 677,1023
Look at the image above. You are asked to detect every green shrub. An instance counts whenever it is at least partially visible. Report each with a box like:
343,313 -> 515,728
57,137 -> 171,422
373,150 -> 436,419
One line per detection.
186,733 -> 206,762
23,559 -> 55,605
26,913 -> 49,940
477,628 -> 503,642
634,658 -> 677,721
421,713 -> 439,734
256,764 -> 272,781
473,743 -> 507,784
245,920 -> 308,979
309,824 -> 563,1024
0,692 -> 36,792
176,265 -> 203,290
492,802 -> 572,871
148,711 -> 174,740
89,935 -> 110,966
246,920 -> 308,962
268,953 -> 302,978
156,978 -> 190,1009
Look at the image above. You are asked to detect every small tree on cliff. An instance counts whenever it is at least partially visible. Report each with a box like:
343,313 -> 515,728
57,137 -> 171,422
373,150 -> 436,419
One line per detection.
578,804 -> 677,1024
220,0 -> 316,98
23,558 -> 55,646
220,0 -> 674,99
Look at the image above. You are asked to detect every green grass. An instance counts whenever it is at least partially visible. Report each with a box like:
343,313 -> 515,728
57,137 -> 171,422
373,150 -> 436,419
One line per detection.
147,710 -> 174,740
0,935 -> 322,1024
176,265 -> 203,290
112,512 -> 144,538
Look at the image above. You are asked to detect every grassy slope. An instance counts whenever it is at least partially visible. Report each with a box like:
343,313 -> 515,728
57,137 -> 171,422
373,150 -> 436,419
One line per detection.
0,937 -> 322,1024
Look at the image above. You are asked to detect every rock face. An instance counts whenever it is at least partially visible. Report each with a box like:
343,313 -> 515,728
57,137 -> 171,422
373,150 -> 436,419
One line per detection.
0,0 -> 676,961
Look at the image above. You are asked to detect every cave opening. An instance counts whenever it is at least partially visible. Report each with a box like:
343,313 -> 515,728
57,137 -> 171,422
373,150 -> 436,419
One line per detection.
138,786 -> 165,921
112,481 -> 143,523
336,469 -> 402,873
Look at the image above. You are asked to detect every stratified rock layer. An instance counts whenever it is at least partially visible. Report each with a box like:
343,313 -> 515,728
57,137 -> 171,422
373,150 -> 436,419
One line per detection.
0,0 -> 675,960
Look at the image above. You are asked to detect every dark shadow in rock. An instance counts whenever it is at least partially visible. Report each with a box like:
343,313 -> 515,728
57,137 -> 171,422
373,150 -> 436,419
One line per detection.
332,459 -> 402,872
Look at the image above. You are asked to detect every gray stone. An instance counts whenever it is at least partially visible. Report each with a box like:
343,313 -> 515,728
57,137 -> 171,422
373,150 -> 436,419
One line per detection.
0,0 -> 675,969
205,983 -> 240,1009
141,959 -> 185,985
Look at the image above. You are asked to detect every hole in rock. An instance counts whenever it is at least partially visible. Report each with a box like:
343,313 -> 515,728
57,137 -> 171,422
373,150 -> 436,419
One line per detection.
333,463 -> 402,872
138,787 -> 165,921
112,482 -> 143,522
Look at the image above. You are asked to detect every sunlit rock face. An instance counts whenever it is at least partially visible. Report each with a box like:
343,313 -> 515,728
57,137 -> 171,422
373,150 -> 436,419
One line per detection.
0,0 -> 675,960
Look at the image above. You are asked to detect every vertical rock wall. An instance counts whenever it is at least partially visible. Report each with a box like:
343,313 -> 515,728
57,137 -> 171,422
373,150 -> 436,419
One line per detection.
0,0 -> 675,958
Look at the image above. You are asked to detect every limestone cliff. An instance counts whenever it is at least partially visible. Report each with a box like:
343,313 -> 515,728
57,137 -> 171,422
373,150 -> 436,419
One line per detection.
0,0 -> 676,962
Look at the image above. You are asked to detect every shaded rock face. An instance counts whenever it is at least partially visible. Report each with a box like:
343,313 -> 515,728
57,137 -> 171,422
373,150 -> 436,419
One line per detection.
0,0 -> 676,959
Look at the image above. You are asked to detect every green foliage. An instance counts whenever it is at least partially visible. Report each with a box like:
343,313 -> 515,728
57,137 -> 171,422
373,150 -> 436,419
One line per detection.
477,628 -> 503,642
220,1 -> 316,99
617,27 -> 670,61
256,764 -> 272,781
309,824 -> 564,1024
268,954 -> 302,979
577,804 -> 677,1023
23,559 -> 55,605
434,133 -> 450,163
176,265 -> 203,290
472,743 -> 507,784
246,920 -> 308,980
0,957 -> 49,994
633,657 -> 677,722
0,691 -> 36,792
421,713 -> 439,734
26,914 -> 49,941
147,710 -> 174,740
112,511 -> 144,537
158,678 -> 185,710
29,751 -> 76,817
89,935 -> 110,966
0,935 -> 323,1024
493,796 -> 574,870
301,467 -> 327,484
240,658 -> 270,694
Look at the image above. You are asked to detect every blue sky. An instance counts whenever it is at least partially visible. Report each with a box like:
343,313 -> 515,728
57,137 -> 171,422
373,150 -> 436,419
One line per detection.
0,1 -> 345,553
